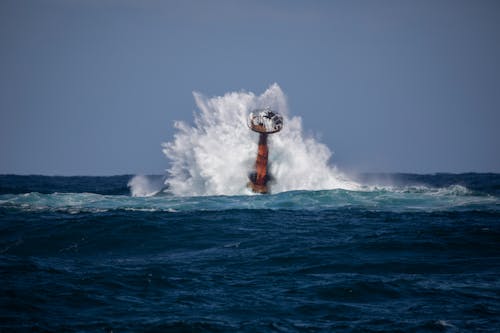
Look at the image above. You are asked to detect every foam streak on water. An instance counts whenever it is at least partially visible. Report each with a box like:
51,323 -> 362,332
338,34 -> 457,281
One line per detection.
158,84 -> 358,196
1,185 -> 498,214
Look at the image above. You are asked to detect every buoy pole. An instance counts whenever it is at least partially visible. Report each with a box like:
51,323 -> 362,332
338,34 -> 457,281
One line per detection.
247,108 -> 283,194
252,133 -> 269,193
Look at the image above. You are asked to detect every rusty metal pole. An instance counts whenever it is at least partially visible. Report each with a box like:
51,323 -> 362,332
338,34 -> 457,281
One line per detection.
251,133 -> 269,193
247,108 -> 283,194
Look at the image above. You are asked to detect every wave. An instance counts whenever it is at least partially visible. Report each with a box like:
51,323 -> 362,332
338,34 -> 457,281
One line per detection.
128,175 -> 167,197
1,185 -> 498,214
148,83 -> 358,197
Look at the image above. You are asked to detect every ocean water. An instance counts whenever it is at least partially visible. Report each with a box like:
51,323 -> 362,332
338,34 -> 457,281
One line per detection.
1,173 -> 499,332
2,85 -> 499,331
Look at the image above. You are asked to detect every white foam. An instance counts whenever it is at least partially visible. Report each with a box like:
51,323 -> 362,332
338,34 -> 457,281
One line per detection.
128,175 -> 164,197
363,184 -> 472,196
162,83 -> 359,196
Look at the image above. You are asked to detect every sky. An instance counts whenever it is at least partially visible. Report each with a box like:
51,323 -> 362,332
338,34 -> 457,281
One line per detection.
1,0 -> 499,175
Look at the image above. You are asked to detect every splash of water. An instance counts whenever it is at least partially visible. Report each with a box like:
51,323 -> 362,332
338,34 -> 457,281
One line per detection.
128,175 -> 165,197
160,83 -> 358,196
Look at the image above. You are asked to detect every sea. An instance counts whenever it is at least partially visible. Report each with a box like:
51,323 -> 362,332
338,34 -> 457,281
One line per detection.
2,85 -> 499,332
1,173 -> 499,332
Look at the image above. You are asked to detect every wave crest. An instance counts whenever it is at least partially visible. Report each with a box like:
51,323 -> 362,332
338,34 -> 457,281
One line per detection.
161,83 -> 358,196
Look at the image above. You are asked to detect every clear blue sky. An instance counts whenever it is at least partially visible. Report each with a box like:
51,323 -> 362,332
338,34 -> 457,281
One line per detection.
1,0 -> 499,175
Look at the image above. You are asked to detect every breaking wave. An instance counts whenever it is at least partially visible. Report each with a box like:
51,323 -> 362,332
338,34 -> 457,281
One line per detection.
157,83 -> 358,196
128,175 -> 165,197
3,184 -> 497,214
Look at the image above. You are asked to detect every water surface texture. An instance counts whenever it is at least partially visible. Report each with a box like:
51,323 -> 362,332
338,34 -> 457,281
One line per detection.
1,174 -> 499,332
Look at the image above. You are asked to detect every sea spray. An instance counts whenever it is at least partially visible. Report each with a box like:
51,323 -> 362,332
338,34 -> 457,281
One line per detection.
157,84 -> 358,196
128,175 -> 166,197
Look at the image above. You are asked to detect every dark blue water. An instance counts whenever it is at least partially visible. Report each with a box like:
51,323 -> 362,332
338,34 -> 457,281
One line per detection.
1,174 -> 499,332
